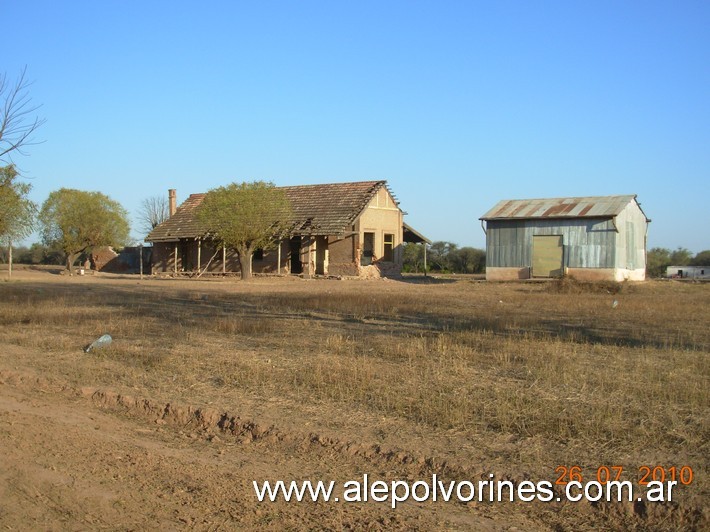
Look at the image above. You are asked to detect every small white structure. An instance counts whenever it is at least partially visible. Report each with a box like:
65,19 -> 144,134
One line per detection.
666,265 -> 710,279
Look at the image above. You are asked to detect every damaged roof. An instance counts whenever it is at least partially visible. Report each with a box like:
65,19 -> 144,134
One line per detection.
146,180 -> 392,242
281,180 -> 391,235
480,195 -> 647,221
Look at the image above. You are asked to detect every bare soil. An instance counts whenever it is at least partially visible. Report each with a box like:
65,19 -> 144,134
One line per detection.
0,268 -> 707,530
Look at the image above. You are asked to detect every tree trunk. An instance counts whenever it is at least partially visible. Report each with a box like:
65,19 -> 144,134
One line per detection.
67,252 -> 79,273
238,247 -> 252,280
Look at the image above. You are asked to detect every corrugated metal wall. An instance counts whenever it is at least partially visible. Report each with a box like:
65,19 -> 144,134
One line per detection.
486,218 -> 617,268
614,201 -> 648,271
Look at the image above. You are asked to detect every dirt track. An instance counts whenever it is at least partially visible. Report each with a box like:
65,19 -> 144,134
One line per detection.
0,354 -> 529,530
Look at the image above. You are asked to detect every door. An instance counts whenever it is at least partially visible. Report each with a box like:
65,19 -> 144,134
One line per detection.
532,235 -> 563,277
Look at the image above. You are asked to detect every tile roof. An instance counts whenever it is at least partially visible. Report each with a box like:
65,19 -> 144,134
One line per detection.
146,193 -> 207,241
146,180 -> 391,242
480,195 -> 646,221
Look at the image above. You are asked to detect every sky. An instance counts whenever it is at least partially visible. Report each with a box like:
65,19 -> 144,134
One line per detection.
4,0 -> 709,252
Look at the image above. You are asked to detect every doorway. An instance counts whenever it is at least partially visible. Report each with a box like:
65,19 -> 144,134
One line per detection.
315,236 -> 328,275
361,232 -> 375,266
290,236 -> 303,274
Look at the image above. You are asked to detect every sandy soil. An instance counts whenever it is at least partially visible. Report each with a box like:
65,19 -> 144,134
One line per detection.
0,351 -> 532,531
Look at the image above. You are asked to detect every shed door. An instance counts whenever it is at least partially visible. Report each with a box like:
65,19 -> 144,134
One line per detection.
532,235 -> 563,277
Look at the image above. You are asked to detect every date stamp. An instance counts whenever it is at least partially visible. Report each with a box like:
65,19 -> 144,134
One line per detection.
555,465 -> 694,486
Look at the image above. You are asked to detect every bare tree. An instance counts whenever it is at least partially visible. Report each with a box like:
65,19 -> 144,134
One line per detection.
138,195 -> 170,235
1,67 -> 46,164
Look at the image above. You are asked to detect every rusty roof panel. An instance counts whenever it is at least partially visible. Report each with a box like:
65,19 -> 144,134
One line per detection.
562,202 -> 578,214
480,195 -> 639,221
577,204 -> 593,216
491,200 -> 513,218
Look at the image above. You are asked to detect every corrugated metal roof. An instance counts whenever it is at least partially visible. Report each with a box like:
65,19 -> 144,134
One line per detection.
403,223 -> 431,244
480,195 -> 643,221
146,180 -> 390,242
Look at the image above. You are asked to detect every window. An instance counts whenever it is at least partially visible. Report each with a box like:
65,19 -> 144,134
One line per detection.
383,233 -> 394,262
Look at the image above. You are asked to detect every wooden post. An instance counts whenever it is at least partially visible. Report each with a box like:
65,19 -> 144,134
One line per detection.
197,238 -> 202,274
222,245 -> 226,274
309,240 -> 315,277
8,239 -> 12,279
277,239 -> 281,274
423,243 -> 427,276
139,244 -> 143,280
174,242 -> 178,274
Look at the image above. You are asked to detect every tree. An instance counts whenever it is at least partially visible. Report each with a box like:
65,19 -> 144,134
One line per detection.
0,165 -> 37,276
196,181 -> 292,280
137,195 -> 169,235
646,247 -> 671,278
669,247 -> 693,266
427,241 -> 458,271
449,247 -> 486,274
691,250 -> 710,266
1,67 -> 46,165
0,165 -> 35,239
16,242 -> 63,265
39,188 -> 130,272
402,242 -> 426,273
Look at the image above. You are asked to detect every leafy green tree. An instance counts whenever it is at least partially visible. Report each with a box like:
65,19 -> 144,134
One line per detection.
669,247 -> 693,266
691,250 -> 710,266
39,188 -> 130,272
450,247 -> 486,274
427,241 -> 458,272
646,247 -> 671,278
0,165 -> 36,239
197,181 -> 292,280
0,165 -> 37,275
402,242 -> 426,273
16,242 -> 63,265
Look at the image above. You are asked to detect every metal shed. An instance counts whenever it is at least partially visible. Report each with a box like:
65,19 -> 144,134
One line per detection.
480,195 -> 650,281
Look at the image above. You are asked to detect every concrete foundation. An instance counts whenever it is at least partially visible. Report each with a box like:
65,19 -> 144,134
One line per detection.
486,266 -> 646,282
485,267 -> 531,281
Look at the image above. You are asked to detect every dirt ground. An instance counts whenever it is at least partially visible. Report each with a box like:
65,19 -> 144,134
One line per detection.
0,357 -> 531,531
0,267 -> 707,530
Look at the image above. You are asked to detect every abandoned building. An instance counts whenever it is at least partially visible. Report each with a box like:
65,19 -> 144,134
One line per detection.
665,265 -> 710,279
480,195 -> 650,281
90,246 -> 151,273
146,181 -> 428,277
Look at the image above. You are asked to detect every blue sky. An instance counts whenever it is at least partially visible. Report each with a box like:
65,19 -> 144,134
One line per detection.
4,1 -> 709,251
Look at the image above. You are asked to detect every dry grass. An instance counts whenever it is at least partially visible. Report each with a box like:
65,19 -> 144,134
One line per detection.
0,273 -> 708,527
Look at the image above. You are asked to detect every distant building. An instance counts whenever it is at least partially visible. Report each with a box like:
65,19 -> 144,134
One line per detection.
146,181 -> 428,277
90,246 -> 150,273
480,195 -> 650,282
665,266 -> 710,279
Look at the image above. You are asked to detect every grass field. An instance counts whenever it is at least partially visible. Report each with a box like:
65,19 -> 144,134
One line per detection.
0,269 -> 707,529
